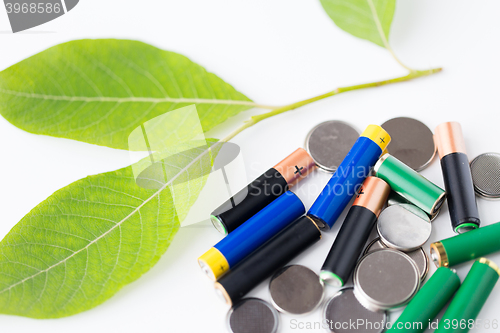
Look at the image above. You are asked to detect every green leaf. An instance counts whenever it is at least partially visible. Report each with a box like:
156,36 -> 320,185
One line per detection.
0,39 -> 254,150
0,141 -> 218,318
319,0 -> 396,48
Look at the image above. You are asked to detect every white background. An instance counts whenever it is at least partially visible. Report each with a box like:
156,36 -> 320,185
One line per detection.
1,1 -> 500,332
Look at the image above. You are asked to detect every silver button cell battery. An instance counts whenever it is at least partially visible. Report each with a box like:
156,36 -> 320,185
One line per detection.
227,298 -> 279,333
353,249 -> 420,312
269,265 -> 324,315
381,117 -> 436,171
364,237 -> 429,282
323,287 -> 387,333
470,152 -> 500,200
305,120 -> 359,172
377,204 -> 432,252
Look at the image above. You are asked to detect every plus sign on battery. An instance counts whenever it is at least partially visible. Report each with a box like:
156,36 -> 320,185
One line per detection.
294,165 -> 304,175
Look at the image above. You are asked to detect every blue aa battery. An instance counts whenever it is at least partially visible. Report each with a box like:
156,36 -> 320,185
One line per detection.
308,125 -> 391,229
198,191 -> 305,280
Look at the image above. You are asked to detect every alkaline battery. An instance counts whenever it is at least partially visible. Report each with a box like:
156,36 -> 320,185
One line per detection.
211,148 -> 315,235
199,191 -> 304,281
320,177 -> 390,287
436,259 -> 500,333
308,125 -> 390,229
374,153 -> 446,217
387,267 -> 461,333
431,221 -> 500,268
435,122 -> 480,233
214,215 -> 322,306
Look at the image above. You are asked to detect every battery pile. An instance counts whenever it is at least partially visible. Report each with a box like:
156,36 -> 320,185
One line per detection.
198,118 -> 500,333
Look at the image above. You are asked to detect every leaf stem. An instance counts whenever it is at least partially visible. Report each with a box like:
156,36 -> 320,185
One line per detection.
221,67 -> 442,143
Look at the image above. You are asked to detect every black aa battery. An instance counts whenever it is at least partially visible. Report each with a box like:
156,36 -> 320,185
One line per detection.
211,148 -> 316,235
435,122 -> 480,233
319,177 -> 390,287
441,153 -> 480,232
214,215 -> 321,306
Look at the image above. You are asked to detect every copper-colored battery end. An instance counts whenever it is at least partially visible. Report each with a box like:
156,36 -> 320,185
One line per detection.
353,176 -> 391,218
214,282 -> 232,306
274,148 -> 316,186
434,122 -> 467,159
430,241 -> 449,268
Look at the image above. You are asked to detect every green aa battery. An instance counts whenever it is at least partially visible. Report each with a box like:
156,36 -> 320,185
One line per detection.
431,221 -> 500,267
436,259 -> 500,333
374,154 -> 446,216
387,267 -> 460,333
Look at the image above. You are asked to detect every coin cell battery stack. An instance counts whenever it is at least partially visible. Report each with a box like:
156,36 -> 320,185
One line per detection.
323,287 -> 387,333
364,237 -> 429,282
470,152 -> 500,199
353,249 -> 421,312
